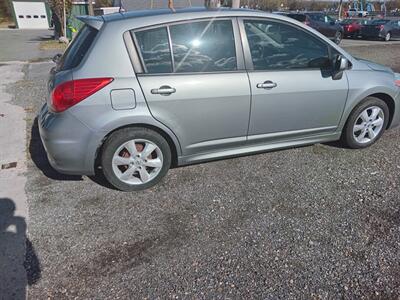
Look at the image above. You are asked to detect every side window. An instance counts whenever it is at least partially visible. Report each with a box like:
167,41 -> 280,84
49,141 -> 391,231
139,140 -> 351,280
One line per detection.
244,20 -> 330,71
325,15 -> 335,23
309,14 -> 325,23
134,27 -> 173,73
169,19 -> 237,72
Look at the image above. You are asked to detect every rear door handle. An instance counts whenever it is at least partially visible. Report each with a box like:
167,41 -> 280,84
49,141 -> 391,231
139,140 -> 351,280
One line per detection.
151,85 -> 176,95
256,81 -> 277,89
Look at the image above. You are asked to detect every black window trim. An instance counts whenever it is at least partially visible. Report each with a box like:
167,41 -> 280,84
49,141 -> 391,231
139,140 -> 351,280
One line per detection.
128,17 -> 246,76
238,17 -> 345,73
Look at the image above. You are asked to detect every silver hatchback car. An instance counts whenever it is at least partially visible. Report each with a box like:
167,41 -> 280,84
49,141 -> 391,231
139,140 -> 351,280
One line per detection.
39,8 -> 400,191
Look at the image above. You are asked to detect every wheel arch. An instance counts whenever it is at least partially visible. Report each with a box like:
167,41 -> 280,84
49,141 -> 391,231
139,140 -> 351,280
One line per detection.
95,123 -> 180,170
369,92 -> 395,128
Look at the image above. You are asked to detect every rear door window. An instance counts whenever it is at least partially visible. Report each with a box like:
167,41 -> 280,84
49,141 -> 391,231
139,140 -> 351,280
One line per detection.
169,19 -> 237,73
133,19 -> 237,74
134,27 -> 173,73
59,25 -> 98,71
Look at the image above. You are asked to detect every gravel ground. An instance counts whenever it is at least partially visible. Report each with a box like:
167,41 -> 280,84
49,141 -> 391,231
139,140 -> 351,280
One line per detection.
10,42 -> 400,299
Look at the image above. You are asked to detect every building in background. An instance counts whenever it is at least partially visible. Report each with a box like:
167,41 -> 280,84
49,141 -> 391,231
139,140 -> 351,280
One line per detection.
9,0 -> 51,29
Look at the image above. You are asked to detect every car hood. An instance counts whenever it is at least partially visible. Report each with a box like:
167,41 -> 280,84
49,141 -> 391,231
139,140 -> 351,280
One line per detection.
357,58 -> 394,74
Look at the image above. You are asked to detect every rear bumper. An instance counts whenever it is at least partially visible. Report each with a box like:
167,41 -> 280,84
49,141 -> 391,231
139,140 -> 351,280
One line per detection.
38,104 -> 103,175
344,29 -> 358,35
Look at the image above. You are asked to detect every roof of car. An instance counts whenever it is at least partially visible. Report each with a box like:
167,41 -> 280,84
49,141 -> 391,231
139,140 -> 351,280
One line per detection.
101,7 -> 270,23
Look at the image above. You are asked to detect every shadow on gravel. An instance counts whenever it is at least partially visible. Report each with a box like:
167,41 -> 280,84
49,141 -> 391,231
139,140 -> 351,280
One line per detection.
29,117 -> 82,181
28,35 -> 54,42
0,198 -> 41,300
88,169 -> 118,191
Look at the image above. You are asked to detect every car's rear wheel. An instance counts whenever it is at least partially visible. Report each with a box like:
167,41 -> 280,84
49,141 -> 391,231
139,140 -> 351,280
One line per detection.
101,127 -> 171,191
342,97 -> 389,149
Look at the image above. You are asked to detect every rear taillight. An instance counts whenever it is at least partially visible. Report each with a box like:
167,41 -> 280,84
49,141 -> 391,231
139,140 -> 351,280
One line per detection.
51,77 -> 113,112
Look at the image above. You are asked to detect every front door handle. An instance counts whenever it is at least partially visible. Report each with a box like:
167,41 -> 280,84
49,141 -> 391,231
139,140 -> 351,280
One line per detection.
151,85 -> 176,95
256,81 -> 277,89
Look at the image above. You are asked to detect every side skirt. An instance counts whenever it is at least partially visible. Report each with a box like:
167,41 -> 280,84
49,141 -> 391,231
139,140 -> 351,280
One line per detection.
177,132 -> 342,166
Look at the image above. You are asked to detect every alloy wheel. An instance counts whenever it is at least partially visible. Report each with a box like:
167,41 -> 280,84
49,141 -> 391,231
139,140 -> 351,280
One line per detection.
352,106 -> 385,144
111,139 -> 163,185
335,31 -> 342,44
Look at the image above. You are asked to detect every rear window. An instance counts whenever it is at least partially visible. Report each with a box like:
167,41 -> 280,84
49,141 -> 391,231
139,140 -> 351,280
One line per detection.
287,14 -> 307,22
59,25 -> 98,71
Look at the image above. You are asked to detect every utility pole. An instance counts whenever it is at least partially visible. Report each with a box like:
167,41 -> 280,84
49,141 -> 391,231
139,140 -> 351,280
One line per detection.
232,0 -> 240,8
63,0 -> 67,38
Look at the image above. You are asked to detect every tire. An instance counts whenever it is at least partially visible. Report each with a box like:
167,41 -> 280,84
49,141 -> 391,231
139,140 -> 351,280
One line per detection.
101,127 -> 171,191
341,97 -> 389,149
384,32 -> 391,42
334,31 -> 342,44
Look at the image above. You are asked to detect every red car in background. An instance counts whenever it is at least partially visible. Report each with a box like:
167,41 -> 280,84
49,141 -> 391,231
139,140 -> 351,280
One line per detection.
340,19 -> 362,38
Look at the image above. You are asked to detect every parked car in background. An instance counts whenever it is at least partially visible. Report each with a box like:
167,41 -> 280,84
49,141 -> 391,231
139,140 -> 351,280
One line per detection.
285,12 -> 343,44
360,19 -> 400,41
40,8 -> 400,191
340,18 -> 362,38
347,8 -> 369,17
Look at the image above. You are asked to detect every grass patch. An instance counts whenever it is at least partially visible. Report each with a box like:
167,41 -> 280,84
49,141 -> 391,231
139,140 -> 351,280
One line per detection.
39,40 -> 67,51
0,19 -> 14,28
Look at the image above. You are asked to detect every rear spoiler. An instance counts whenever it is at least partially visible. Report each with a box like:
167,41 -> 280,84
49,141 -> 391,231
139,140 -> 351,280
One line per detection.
76,15 -> 104,30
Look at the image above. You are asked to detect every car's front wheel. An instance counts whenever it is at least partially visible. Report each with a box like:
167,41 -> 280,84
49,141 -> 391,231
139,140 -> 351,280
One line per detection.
384,32 -> 391,42
342,97 -> 389,149
334,31 -> 343,44
101,127 -> 171,191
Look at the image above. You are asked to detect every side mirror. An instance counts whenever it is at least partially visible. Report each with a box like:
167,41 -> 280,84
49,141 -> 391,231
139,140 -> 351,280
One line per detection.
337,55 -> 349,71
332,55 -> 349,80
52,53 -> 62,64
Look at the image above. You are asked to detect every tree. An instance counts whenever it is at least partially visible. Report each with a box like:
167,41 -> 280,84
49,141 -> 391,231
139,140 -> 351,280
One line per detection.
88,0 -> 94,15
48,0 -> 72,38
232,0 -> 240,8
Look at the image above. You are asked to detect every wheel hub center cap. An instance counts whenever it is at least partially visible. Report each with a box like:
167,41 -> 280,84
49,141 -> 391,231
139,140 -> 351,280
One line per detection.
133,158 -> 143,166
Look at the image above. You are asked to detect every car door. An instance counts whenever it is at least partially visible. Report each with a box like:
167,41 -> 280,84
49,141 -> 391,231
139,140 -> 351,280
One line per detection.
391,20 -> 400,38
240,18 -> 348,143
325,15 -> 338,38
132,19 -> 251,156
310,14 -> 330,37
